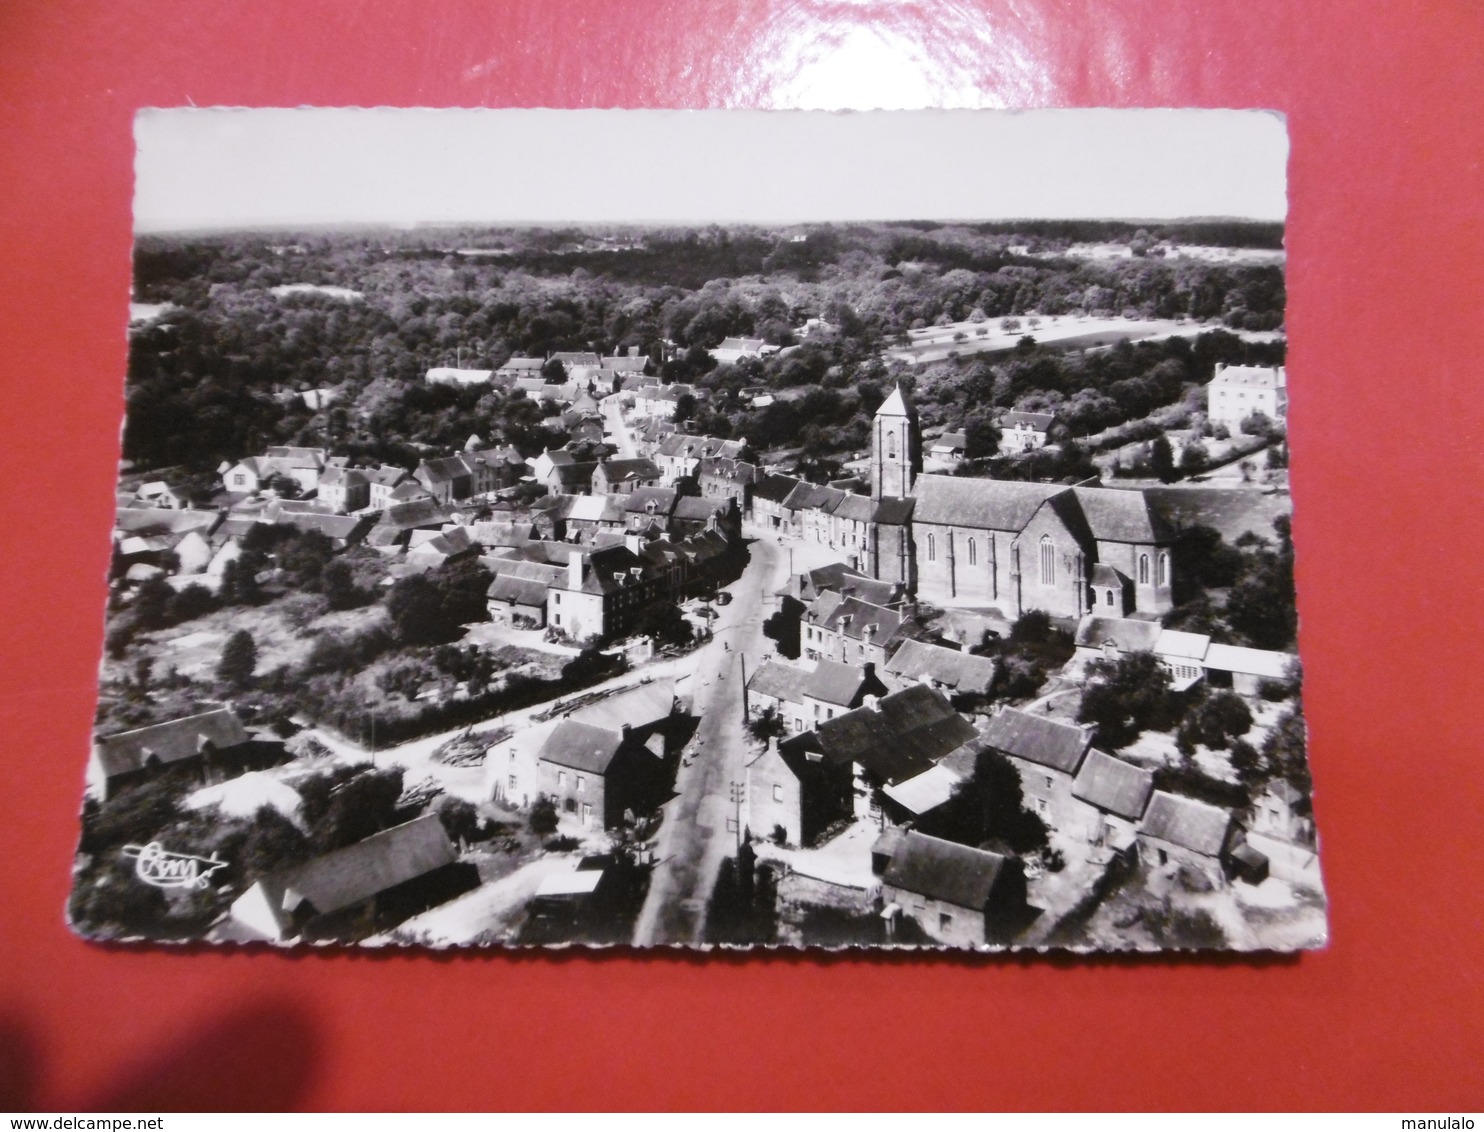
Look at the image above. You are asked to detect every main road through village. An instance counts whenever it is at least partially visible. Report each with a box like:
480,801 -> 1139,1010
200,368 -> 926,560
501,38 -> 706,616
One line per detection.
632,530 -> 783,946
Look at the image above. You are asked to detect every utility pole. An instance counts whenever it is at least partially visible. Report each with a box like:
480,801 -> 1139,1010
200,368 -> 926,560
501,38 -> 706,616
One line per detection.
728,780 -> 745,849
739,654 -> 748,723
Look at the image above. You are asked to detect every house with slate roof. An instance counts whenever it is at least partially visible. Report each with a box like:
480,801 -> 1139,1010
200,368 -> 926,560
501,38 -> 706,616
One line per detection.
89,708 -> 256,800
1207,363 -> 1287,428
1136,790 -> 1238,886
592,457 -> 663,496
697,457 -> 757,509
744,658 -> 886,735
745,735 -> 854,847
880,831 -> 1028,948
1070,748 -> 1157,849
535,717 -> 669,829
979,706 -> 1096,825
751,473 -> 801,529
228,814 -> 469,942
998,410 -> 1056,453
881,639 -> 998,702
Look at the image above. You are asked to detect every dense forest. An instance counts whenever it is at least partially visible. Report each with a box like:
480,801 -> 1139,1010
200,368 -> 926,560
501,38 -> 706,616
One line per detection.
125,220 -> 1285,474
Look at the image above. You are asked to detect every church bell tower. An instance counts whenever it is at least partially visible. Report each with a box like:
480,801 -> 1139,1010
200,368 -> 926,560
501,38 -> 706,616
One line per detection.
871,383 -> 919,500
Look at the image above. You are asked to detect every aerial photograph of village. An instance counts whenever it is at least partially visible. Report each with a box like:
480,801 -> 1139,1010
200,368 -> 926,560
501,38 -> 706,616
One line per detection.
70,112 -> 1325,952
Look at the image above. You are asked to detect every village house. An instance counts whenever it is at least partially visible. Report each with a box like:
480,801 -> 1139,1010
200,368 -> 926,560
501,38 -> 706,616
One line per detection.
745,736 -> 853,847
654,434 -> 746,484
878,762 -> 968,833
750,473 -> 801,529
1069,748 -> 1157,850
622,487 -> 679,533
802,595 -> 908,670
600,348 -> 649,381
1136,790 -> 1238,886
546,539 -> 677,642
364,465 -> 412,509
406,527 -> 479,570
535,718 -> 668,829
132,480 -> 192,509
880,639 -> 998,703
632,417 -> 679,456
228,815 -> 466,942
265,510 -> 375,551
744,658 -> 887,734
493,356 -> 547,383
315,465 -> 370,513
880,831 -> 1029,948
549,351 -> 602,370
998,410 -> 1055,453
88,708 -> 255,801
1207,363 -> 1288,429
592,457 -> 663,495
979,707 -> 1096,823
632,383 -> 698,420
219,446 -> 332,496
708,336 -> 778,365
697,457 -> 757,509
927,430 -> 968,464
366,498 -> 452,551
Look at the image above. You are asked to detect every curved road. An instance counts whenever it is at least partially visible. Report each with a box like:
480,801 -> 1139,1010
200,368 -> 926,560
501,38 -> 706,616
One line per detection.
633,533 -> 782,946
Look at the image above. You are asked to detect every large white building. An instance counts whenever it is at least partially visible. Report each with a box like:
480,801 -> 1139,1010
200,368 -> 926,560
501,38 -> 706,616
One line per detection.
1207,363 -> 1287,429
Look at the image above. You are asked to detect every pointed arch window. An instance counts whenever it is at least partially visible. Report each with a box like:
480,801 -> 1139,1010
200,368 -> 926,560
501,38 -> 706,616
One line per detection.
1158,551 -> 1170,587
967,537 -> 977,566
927,532 -> 936,562
886,429 -> 897,460
1139,554 -> 1150,584
1039,537 -> 1055,586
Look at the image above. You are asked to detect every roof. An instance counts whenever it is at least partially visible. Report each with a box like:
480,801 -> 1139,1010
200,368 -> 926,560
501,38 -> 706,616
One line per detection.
931,431 -> 968,451
803,659 -> 877,707
538,720 -> 627,774
408,527 -> 475,559
1072,487 -> 1173,544
1210,364 -> 1286,388
569,680 -> 675,732
248,815 -> 456,925
94,708 -> 251,780
821,597 -> 903,645
379,498 -> 451,531
872,497 -> 916,525
1155,630 -> 1211,662
746,660 -> 806,705
1139,791 -> 1235,856
656,434 -> 744,461
832,494 -> 877,523
485,574 -> 551,608
272,512 -> 373,543
1075,616 -> 1162,652
752,474 -> 801,505
911,475 -> 1067,531
883,639 -> 997,696
673,496 -> 728,522
534,869 -> 605,897
808,684 -> 977,784
882,831 -> 1008,910
876,384 -> 913,418
980,707 -> 1093,774
596,458 -> 662,484
1003,410 -> 1056,430
426,367 -> 492,383
115,508 -> 222,536
882,763 -> 965,816
497,357 -> 546,371
1204,643 -> 1293,679
623,487 -> 678,515
1071,749 -> 1156,821
417,455 -> 474,484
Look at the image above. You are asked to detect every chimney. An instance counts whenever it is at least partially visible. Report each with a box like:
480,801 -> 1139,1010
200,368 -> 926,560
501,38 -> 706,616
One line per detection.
625,531 -> 645,554
863,662 -> 875,681
628,345 -> 640,357
863,694 -> 881,712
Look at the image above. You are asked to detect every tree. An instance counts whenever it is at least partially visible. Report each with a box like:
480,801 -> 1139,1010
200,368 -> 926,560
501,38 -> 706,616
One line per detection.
939,748 -> 1049,855
322,559 -> 364,611
131,575 -> 176,631
634,600 -> 694,650
219,554 -> 264,606
435,795 -> 480,849
672,392 -> 698,424
540,357 -> 567,383
529,796 -> 559,836
216,629 -> 258,689
1076,651 -> 1178,749
1150,435 -> 1177,483
1178,440 -> 1209,476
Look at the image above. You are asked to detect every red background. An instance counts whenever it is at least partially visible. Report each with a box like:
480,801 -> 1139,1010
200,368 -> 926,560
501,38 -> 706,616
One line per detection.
1,0 -> 1481,1112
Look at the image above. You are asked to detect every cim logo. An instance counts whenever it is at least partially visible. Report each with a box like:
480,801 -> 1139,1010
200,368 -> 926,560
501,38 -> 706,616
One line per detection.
121,842 -> 228,890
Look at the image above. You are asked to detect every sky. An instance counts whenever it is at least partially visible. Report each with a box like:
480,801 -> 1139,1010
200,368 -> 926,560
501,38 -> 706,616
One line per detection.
133,108 -> 1288,233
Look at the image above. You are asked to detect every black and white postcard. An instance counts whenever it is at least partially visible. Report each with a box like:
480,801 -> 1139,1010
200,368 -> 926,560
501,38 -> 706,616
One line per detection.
72,108 -> 1325,951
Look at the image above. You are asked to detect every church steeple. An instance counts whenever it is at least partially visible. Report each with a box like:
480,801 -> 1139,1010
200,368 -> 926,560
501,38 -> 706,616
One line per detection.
871,382 -> 919,500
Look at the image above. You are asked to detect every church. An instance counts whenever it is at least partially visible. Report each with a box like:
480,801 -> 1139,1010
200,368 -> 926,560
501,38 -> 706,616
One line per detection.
859,385 -> 1175,621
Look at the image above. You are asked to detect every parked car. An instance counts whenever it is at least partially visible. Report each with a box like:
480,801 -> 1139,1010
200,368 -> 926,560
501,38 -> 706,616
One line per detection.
715,591 -> 732,606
